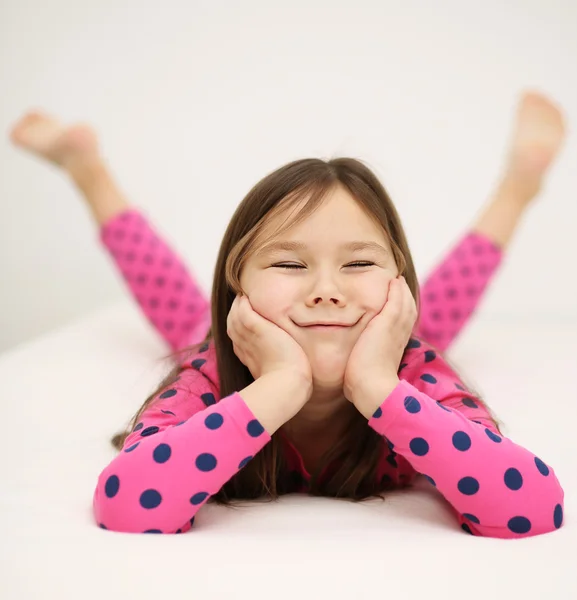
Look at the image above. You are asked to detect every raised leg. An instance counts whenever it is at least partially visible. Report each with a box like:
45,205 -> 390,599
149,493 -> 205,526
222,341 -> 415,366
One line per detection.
415,91 -> 567,351
10,110 -> 211,352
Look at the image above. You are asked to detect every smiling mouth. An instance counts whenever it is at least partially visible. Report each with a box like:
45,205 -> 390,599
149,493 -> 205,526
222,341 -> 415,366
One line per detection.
296,319 -> 359,329
304,324 -> 349,329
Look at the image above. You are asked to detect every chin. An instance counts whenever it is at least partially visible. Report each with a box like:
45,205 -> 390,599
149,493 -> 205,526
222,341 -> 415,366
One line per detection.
310,373 -> 345,391
309,357 -> 347,385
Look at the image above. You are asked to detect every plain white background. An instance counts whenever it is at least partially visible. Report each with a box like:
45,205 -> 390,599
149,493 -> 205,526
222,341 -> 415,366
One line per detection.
1,0 -> 576,354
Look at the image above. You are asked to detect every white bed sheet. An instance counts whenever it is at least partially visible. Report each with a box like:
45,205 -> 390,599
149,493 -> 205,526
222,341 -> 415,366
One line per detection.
1,300 -> 575,600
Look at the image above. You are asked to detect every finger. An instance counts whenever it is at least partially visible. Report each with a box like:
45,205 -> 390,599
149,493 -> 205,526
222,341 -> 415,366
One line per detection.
237,295 -> 255,332
228,295 -> 246,340
398,276 -> 417,328
388,276 -> 410,329
227,295 -> 239,331
400,276 -> 417,317
380,278 -> 402,326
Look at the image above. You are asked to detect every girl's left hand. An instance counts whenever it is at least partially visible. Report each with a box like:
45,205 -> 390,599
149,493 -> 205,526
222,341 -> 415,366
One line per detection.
343,275 -> 417,404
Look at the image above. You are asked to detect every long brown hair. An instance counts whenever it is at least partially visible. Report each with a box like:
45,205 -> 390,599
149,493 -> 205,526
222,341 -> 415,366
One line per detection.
111,157 -> 496,505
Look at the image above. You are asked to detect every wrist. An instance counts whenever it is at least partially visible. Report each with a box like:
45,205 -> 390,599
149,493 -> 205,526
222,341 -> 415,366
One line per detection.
352,374 -> 400,420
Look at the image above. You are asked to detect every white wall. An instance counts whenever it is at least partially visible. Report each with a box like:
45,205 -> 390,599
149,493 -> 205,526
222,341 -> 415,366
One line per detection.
1,0 -> 576,354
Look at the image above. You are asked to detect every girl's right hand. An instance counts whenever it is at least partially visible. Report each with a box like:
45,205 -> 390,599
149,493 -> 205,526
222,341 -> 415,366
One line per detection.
227,294 -> 312,384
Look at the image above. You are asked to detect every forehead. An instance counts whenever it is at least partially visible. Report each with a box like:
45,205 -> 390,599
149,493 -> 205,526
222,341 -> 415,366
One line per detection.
254,190 -> 390,257
255,239 -> 390,258
259,186 -> 386,237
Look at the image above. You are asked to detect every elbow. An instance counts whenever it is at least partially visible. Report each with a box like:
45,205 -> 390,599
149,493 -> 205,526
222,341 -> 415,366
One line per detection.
92,464 -> 195,535
469,481 -> 565,539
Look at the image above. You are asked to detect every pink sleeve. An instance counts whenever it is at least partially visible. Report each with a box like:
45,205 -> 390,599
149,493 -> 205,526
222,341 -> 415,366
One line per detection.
414,232 -> 503,352
368,340 -> 564,539
92,352 -> 271,534
100,209 -> 212,352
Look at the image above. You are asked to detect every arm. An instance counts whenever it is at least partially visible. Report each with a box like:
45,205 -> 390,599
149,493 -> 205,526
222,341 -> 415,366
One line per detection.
361,340 -> 564,538
414,231 -> 503,352
100,209 -> 211,352
93,350 -> 307,534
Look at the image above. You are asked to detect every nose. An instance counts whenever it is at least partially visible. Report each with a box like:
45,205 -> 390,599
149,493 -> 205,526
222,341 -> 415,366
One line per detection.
313,296 -> 341,305
306,272 -> 347,307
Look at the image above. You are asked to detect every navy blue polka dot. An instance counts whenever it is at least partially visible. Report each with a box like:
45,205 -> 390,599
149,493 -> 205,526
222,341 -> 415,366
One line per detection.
424,350 -> 436,363
144,529 -> 162,534
424,475 -> 436,487
385,438 -> 394,451
140,489 -> 162,509
159,389 -> 177,399
124,442 -> 140,453
554,504 -> 563,529
407,338 -> 421,349
247,420 -> 264,437
508,516 -> 531,534
404,396 -> 421,413
201,393 -> 216,406
160,409 -> 176,416
420,374 -> 437,384
457,476 -> 479,495
105,475 -> 120,498
99,523 -> 107,529
409,437 -> 429,456
485,429 -> 502,443
133,422 -> 143,432
141,426 -> 160,437
205,413 -> 224,430
461,523 -> 474,535
452,431 -> 472,451
504,468 -> 523,490
462,398 -> 478,409
176,529 -> 182,534
462,513 -> 480,524
436,401 -> 451,412
199,343 -> 209,353
535,457 -> 550,476
372,407 -> 382,418
196,453 -> 217,471
398,363 -> 408,372
386,453 -> 398,468
190,492 -> 209,505
153,443 -> 172,463
455,383 -> 466,391
191,358 -> 206,369
239,456 -> 252,468
450,308 -> 461,320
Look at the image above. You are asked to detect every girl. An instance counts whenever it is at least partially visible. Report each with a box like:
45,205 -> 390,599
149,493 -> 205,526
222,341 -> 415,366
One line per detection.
10,91 -> 566,538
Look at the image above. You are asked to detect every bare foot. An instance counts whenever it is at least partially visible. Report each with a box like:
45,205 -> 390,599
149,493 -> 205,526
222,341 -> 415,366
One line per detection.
507,91 -> 566,181
9,109 -> 100,169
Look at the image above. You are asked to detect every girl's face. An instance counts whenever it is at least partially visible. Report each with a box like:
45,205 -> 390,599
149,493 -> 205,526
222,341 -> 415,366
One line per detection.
239,186 -> 399,389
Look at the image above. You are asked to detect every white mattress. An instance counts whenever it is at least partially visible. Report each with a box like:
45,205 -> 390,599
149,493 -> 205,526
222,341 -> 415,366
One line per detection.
1,300 -> 575,600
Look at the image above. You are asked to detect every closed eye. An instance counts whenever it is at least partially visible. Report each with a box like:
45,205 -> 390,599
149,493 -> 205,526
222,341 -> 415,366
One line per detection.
273,262 -> 376,270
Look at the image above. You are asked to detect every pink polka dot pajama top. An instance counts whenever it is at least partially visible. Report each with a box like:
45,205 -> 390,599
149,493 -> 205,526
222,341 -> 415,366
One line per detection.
93,209 -> 564,538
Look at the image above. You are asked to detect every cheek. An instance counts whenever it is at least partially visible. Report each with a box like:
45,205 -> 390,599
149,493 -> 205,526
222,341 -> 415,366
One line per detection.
361,273 -> 393,313
247,281 -> 293,323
